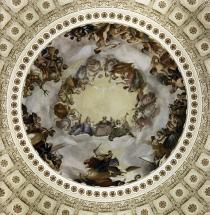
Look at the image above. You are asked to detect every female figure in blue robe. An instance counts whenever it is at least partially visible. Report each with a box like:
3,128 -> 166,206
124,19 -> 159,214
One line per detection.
73,117 -> 93,136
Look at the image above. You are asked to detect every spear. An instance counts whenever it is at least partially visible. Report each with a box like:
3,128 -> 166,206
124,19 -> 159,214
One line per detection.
138,156 -> 154,165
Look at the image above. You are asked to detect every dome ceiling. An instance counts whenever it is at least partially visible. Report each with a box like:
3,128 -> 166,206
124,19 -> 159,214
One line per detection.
0,0 -> 210,215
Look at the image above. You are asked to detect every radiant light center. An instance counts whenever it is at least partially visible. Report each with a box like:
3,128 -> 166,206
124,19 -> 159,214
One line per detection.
72,76 -> 138,123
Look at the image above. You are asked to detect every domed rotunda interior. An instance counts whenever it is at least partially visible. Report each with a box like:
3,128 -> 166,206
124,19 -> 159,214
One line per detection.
0,0 -> 210,214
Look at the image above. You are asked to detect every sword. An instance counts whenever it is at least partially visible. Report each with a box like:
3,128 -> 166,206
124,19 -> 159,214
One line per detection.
93,143 -> 103,155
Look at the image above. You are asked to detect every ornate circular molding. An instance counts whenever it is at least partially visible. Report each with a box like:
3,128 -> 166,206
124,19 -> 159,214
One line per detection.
0,0 -> 210,214
7,8 -> 203,202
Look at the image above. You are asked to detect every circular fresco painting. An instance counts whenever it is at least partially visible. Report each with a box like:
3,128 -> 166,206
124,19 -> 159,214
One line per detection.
21,23 -> 187,187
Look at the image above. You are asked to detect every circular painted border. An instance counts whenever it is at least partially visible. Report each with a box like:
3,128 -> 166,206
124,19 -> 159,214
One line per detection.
6,8 -> 202,202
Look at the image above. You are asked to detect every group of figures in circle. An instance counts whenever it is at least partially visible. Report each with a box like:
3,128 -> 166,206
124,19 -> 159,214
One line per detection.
22,23 -> 187,187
